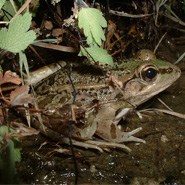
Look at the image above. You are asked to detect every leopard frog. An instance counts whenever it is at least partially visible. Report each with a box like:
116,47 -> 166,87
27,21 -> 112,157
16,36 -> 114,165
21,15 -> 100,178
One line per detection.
34,59 -> 181,150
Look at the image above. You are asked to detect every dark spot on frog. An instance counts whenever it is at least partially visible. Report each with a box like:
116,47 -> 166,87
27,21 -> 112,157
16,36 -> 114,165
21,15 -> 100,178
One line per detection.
36,85 -> 50,94
110,124 -> 117,139
79,98 -> 85,101
159,67 -> 174,74
92,99 -> 99,104
89,88 -> 95,91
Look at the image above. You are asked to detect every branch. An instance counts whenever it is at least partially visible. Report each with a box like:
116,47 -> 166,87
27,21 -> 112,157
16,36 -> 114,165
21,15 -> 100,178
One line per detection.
109,9 -> 153,18
164,12 -> 185,27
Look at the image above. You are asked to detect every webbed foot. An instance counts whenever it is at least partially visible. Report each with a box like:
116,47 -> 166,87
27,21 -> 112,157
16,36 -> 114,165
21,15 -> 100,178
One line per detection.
121,127 -> 145,143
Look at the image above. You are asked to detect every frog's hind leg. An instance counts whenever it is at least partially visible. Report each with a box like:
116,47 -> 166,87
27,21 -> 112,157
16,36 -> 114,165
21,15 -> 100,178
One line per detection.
121,127 -> 145,143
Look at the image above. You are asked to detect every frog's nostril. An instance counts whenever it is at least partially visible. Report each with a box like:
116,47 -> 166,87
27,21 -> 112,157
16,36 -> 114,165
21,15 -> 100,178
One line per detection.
166,67 -> 173,73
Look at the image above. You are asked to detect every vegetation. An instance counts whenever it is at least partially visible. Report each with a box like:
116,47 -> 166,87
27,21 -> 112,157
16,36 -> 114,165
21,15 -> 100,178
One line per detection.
0,125 -> 21,184
0,0 -> 185,184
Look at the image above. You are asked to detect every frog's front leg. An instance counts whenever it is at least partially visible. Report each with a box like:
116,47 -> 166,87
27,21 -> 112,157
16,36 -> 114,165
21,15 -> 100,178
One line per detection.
94,103 -> 145,143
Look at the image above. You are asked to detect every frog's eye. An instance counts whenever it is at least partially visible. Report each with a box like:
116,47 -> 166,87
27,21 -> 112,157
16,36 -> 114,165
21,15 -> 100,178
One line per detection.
139,65 -> 158,82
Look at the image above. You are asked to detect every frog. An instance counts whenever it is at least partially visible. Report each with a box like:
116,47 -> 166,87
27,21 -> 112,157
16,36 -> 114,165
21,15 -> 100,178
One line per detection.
33,59 -> 181,151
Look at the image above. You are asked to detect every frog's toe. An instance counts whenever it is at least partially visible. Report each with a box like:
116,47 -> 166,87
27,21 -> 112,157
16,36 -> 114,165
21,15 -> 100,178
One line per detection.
121,127 -> 145,143
122,135 -> 145,143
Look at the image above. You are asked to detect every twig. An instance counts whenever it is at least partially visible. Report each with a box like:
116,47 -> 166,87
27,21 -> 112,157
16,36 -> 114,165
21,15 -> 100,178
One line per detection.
155,0 -> 168,26
154,32 -> 167,53
0,21 -> 9,25
140,108 -> 185,119
157,98 -> 173,111
109,9 -> 152,18
31,42 -> 79,53
164,12 -> 185,27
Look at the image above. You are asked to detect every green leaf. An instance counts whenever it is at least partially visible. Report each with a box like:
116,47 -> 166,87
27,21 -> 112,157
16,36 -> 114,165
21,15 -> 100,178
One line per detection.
0,126 -> 21,162
8,139 -> 21,163
0,0 -> 6,10
0,13 -> 36,53
0,126 -> 17,142
78,8 -> 107,46
19,51 -> 30,79
0,125 -> 9,142
79,46 -> 113,66
2,1 -> 17,21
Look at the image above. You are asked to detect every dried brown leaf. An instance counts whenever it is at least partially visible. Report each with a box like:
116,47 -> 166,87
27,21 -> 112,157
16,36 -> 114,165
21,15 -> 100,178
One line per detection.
10,122 -> 39,136
0,71 -> 21,85
44,20 -> 53,30
52,28 -> 65,37
10,85 -> 34,106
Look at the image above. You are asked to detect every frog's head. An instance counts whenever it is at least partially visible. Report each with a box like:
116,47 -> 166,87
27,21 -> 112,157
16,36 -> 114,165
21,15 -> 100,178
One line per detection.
122,59 -> 181,106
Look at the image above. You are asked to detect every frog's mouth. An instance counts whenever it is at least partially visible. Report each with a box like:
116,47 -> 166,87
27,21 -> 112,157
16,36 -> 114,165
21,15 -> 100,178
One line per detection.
123,64 -> 181,106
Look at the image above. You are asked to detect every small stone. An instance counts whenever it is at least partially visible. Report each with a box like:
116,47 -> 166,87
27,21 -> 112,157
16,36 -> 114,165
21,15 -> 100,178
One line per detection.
90,165 -> 97,173
161,135 -> 169,143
